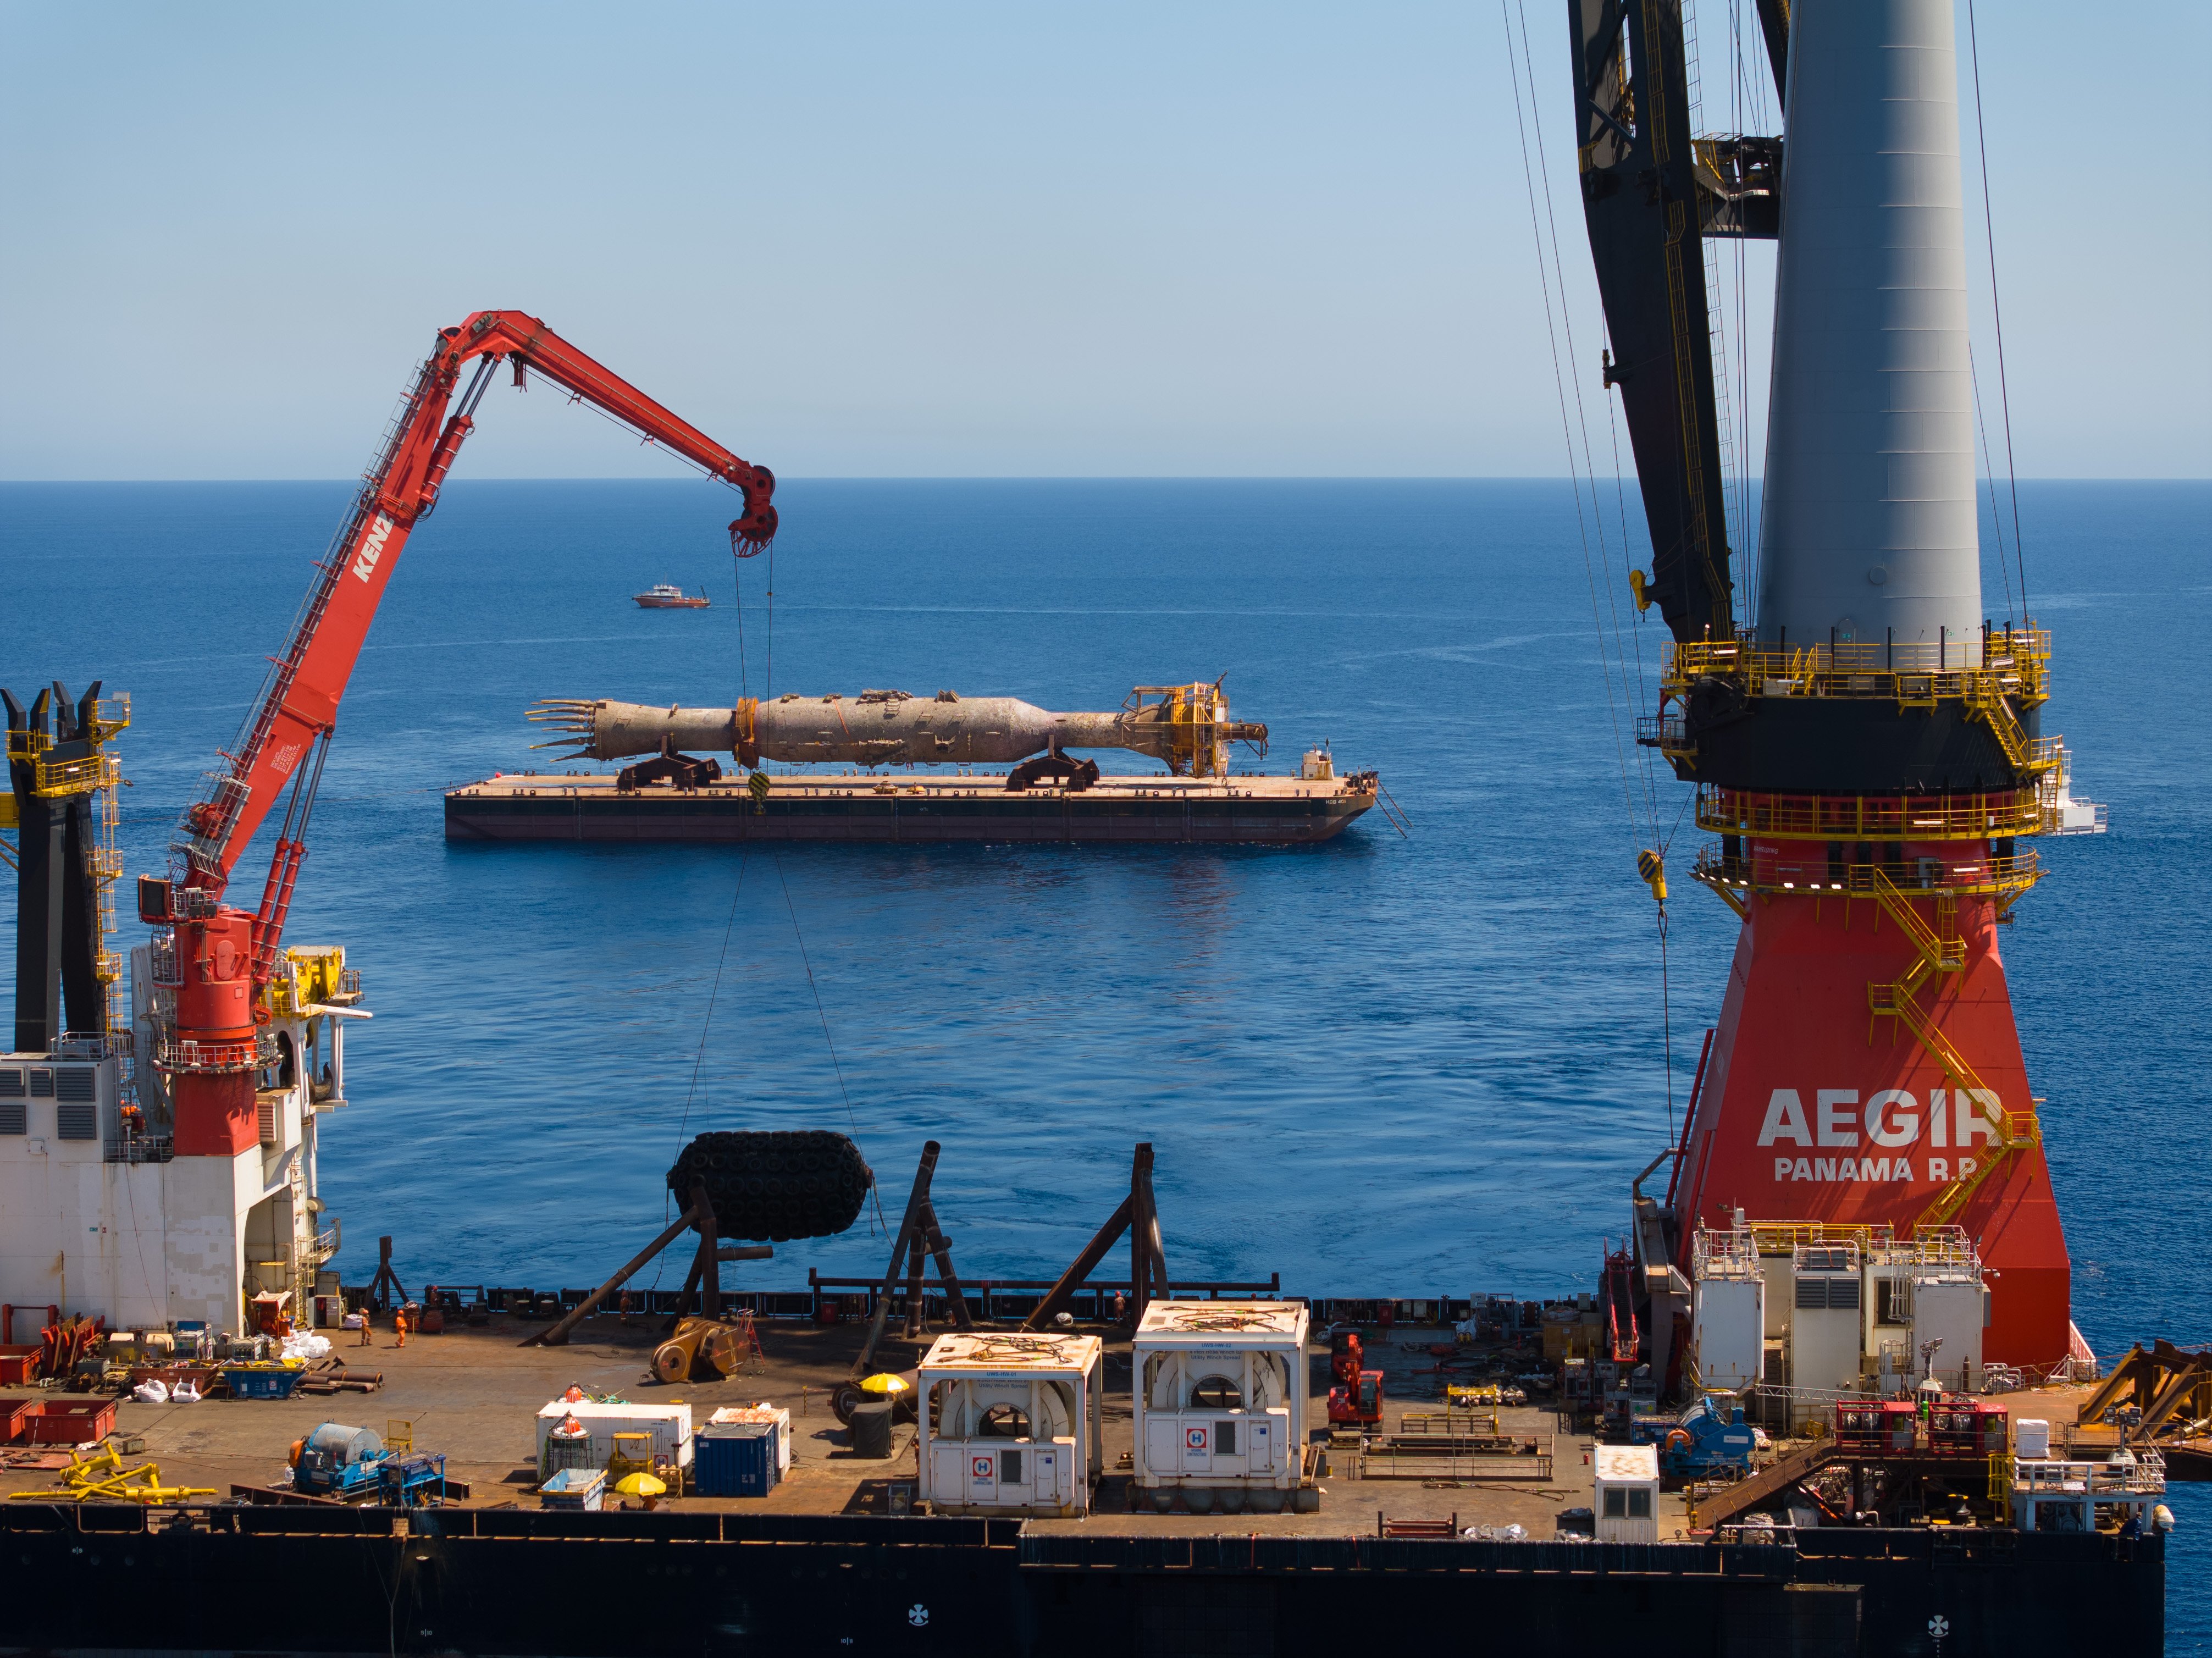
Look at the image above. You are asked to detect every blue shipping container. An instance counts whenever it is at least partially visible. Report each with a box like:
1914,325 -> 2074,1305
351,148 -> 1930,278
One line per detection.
695,1422 -> 779,1498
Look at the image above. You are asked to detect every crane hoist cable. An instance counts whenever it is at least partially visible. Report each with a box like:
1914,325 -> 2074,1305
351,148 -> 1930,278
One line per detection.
1500,0 -> 1652,861
1507,2 -> 1696,1156
1966,0 -> 2030,614
771,850 -> 888,1236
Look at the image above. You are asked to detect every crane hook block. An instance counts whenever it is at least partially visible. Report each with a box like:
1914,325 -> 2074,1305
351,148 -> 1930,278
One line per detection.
1637,849 -> 1667,904
729,507 -> 778,557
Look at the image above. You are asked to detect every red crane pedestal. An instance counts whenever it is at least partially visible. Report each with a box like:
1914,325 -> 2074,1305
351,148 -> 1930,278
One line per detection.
167,905 -> 262,1157
1672,823 -> 2071,1370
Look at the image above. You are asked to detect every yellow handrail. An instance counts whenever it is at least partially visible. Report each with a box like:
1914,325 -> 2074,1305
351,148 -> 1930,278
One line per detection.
1960,677 -> 2057,775
1665,628 -> 2051,690
1863,978 -> 2040,1231
1693,848 -> 2043,903
1745,1222 -> 1881,1254
1864,867 -> 1965,974
1697,786 -> 2045,843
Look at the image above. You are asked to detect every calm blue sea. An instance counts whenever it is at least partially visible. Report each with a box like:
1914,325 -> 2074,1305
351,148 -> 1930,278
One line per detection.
3,478 -> 2207,1632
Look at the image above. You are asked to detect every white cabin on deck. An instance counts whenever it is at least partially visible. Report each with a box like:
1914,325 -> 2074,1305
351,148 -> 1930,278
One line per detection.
1594,1443 -> 1661,1544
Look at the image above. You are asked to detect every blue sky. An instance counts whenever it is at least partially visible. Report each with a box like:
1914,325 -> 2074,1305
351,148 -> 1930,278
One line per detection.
1,2 -> 2203,479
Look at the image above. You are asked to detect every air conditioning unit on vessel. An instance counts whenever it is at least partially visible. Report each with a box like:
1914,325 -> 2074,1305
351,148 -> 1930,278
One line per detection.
1789,1244 -> 1865,1398
1689,1224 -> 1992,1425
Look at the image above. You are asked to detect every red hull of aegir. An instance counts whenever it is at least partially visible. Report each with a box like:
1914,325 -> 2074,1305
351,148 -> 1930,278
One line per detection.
1673,860 -> 2070,1369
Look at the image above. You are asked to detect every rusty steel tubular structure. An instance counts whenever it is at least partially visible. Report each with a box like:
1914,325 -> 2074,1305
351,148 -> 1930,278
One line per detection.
529,682 -> 1269,780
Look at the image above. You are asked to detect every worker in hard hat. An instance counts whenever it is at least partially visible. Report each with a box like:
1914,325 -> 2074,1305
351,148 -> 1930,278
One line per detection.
394,1307 -> 408,1348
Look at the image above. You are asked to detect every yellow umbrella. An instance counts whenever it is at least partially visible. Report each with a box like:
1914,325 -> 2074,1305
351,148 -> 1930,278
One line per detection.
859,1373 -> 910,1396
613,1472 -> 666,1497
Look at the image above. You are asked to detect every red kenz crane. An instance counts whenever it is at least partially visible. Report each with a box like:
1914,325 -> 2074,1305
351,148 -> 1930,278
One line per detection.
139,311 -> 776,1156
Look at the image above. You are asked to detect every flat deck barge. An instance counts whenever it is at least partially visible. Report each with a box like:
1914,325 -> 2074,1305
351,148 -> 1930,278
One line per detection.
444,769 -> 1377,844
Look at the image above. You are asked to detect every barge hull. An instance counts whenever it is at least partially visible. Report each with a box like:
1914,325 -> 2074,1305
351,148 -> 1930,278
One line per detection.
0,1505 -> 2161,1656
444,773 -> 1372,844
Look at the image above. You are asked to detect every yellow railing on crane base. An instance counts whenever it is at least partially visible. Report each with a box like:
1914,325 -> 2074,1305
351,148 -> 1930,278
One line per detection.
1662,628 -> 2050,701
1693,848 -> 2043,906
1696,786 -> 2046,843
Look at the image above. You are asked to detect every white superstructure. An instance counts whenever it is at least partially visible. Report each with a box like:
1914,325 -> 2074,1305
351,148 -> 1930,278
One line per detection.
0,946 -> 363,1338
1689,1226 -> 1766,1394
1690,1224 -> 1989,1427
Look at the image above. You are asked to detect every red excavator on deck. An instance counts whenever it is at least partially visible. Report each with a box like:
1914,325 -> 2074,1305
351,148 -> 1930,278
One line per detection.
139,312 -> 777,1156
1328,1328 -> 1384,1427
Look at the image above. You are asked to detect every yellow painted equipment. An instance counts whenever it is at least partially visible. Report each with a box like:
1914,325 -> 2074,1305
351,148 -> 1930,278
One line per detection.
7,1443 -> 216,1505
269,944 -> 361,1018
652,1314 -> 764,1383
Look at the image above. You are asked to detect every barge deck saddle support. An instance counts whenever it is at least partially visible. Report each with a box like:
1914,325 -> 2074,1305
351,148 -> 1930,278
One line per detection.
528,1188 -> 773,1350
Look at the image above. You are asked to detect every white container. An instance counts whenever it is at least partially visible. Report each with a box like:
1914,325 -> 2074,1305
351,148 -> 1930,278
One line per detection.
1132,1301 -> 1309,1497
1689,1231 -> 1765,1394
2014,1418 -> 2051,1460
1910,1269 -> 1987,1392
534,1399 -> 693,1477
1594,1443 -> 1661,1544
917,1331 -> 1103,1517
1787,1245 -> 1863,1395
710,1404 -> 793,1474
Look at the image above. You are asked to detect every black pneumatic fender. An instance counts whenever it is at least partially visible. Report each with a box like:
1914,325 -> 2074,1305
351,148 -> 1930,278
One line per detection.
667,1129 -> 873,1241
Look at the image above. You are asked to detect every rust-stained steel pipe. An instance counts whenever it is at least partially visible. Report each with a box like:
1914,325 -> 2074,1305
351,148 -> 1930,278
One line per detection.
526,1203 -> 700,1348
1022,1193 -> 1136,1331
528,684 -> 1268,776
850,1141 -> 943,1384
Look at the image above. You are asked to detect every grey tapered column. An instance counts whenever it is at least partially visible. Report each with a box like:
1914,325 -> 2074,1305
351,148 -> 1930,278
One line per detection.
1756,0 -> 1984,659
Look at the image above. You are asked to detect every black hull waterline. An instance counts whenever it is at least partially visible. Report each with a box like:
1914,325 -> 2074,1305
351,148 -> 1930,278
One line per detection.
0,1505 -> 2163,1657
